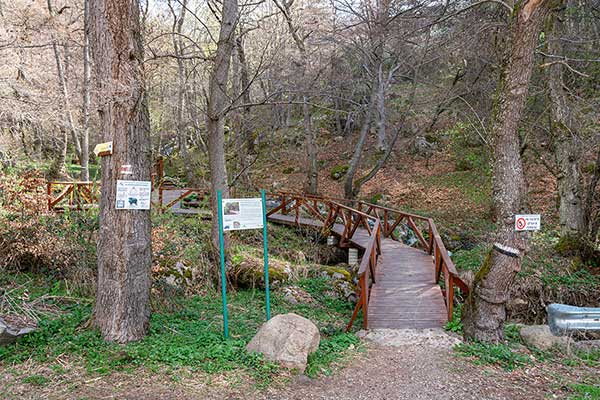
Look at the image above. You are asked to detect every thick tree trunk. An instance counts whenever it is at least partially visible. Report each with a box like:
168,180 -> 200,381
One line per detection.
547,15 -> 586,237
462,0 -> 553,342
207,0 -> 238,272
89,0 -> 152,343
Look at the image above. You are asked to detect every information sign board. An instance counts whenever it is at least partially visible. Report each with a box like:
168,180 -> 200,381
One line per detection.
222,198 -> 264,231
115,180 -> 151,210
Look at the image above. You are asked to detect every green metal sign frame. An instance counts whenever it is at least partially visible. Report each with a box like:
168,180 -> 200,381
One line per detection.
216,189 -> 271,339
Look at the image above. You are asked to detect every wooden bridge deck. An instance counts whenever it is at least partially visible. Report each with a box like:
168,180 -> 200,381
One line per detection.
268,213 -> 447,329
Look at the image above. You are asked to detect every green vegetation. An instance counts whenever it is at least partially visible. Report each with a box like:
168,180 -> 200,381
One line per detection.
0,273 -> 359,386
454,341 -> 530,371
569,383 -> 600,400
330,164 -> 349,180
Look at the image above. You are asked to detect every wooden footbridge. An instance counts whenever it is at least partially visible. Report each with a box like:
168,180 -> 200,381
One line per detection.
266,192 -> 469,331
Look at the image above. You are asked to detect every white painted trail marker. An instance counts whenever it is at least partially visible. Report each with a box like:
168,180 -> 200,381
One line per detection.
515,214 -> 541,231
119,164 -> 133,175
115,180 -> 151,210
221,197 -> 264,231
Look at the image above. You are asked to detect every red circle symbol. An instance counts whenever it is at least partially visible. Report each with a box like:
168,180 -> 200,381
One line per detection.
516,217 -> 527,230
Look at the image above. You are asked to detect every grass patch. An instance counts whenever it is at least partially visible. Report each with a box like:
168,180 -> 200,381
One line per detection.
0,275 -> 358,386
21,374 -> 50,386
451,245 -> 488,272
569,383 -> 600,400
454,341 -> 530,371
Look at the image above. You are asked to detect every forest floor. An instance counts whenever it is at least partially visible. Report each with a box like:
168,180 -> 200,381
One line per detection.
1,330 -> 596,400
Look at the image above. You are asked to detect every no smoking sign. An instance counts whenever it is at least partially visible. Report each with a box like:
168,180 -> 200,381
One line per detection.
515,214 -> 541,231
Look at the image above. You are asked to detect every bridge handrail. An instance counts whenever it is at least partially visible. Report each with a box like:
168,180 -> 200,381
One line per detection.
346,219 -> 381,331
269,190 -> 469,322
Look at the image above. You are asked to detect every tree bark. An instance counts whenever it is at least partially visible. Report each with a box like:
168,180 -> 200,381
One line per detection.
462,0 -> 554,342
231,38 -> 249,187
375,66 -> 387,151
547,14 -> 586,237
207,0 -> 238,274
169,0 -> 194,183
81,0 -> 91,181
89,0 -> 152,343
274,0 -> 318,194
344,82 -> 378,199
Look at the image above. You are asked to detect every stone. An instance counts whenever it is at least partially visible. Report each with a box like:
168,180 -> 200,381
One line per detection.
520,324 -> 571,351
411,136 -> 435,157
573,340 -> 600,353
0,317 -> 36,345
246,313 -> 320,372
357,328 -> 461,349
283,286 -> 314,305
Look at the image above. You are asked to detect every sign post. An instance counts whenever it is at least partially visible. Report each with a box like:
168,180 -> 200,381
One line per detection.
217,190 -> 271,338
216,190 -> 229,339
261,189 -> 271,321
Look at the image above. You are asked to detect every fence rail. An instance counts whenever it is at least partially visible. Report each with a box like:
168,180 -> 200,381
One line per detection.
269,191 -> 469,325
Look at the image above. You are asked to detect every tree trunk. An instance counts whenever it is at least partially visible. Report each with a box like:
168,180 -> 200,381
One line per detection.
304,95 -> 318,194
274,0 -> 318,194
375,65 -> 387,152
89,0 -> 152,343
170,0 -> 194,183
236,36 -> 254,155
462,0 -> 553,342
52,42 -> 83,164
344,83 -> 378,199
207,0 -> 238,275
231,39 -> 249,187
547,14 -> 586,237
81,0 -> 91,181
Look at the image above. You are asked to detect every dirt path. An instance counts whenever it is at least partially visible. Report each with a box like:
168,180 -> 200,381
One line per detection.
256,329 -> 562,400
1,329 -> 578,399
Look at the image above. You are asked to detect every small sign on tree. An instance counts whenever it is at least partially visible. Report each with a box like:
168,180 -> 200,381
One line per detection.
515,214 -> 541,231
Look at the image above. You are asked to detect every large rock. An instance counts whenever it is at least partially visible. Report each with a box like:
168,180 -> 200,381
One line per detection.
520,324 -> 571,351
0,317 -> 36,345
246,313 -> 320,372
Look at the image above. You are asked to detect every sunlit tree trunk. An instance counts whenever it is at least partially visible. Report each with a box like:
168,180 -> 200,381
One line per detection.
90,0 -> 152,343
81,0 -> 91,181
462,0 -> 555,342
207,0 -> 238,280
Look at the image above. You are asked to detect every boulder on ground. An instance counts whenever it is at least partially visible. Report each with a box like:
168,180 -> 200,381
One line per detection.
0,317 -> 36,345
520,324 -> 571,351
246,313 -> 320,372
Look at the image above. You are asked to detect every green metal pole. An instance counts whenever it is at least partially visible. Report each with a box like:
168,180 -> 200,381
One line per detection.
261,189 -> 271,321
216,190 -> 229,338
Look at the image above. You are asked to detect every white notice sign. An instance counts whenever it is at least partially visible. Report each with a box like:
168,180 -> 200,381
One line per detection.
515,214 -> 541,231
222,198 -> 264,231
115,180 -> 152,210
